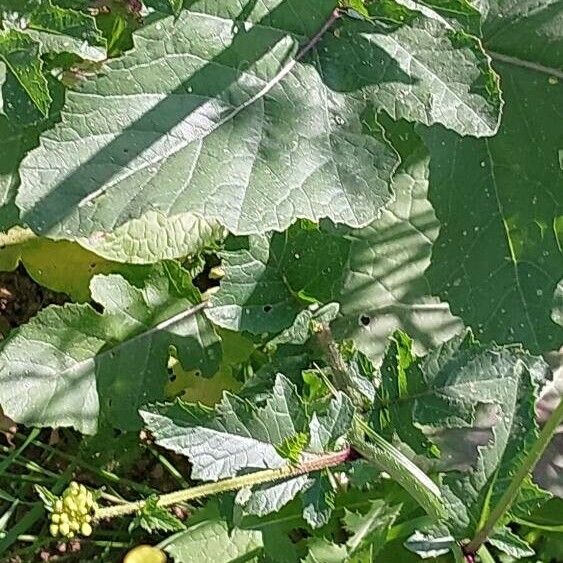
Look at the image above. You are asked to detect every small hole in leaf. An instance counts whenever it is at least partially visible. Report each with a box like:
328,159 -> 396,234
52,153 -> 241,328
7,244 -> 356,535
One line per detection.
169,373 -> 177,382
194,370 -> 201,377
360,314 -> 370,326
263,304 -> 273,313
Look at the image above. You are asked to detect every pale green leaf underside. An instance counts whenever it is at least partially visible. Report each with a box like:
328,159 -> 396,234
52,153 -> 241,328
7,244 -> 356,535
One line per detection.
79,210 -> 226,264
161,519 -> 263,563
16,0 -> 500,238
141,374 -> 307,481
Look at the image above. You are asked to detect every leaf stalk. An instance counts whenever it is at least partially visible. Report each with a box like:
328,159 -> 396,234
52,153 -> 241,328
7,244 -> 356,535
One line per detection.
95,447 -> 353,520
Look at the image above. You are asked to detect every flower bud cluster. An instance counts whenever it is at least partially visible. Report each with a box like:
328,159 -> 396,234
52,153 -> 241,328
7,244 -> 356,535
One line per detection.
49,482 -> 97,539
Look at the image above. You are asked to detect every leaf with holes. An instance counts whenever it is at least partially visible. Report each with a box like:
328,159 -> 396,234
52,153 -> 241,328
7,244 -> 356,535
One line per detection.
210,124 -> 461,362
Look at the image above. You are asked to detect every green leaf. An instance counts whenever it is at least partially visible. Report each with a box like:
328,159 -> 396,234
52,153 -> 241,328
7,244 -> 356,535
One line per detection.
1,0 -> 106,61
0,263 -> 220,433
160,518 -> 263,563
131,496 -> 186,534
239,475 -> 311,517
0,29 -> 50,116
489,526 -> 535,559
16,0 -> 500,238
344,499 -> 402,558
309,392 -> 356,453
404,529 -> 455,559
342,0 -> 370,19
78,210 -> 226,264
402,0 -> 482,34
303,539 -> 348,563
276,433 -> 310,464
34,484 -> 57,512
141,374 -> 308,480
437,344 -> 549,537
301,473 -> 335,528
208,224 -> 350,334
211,124 -> 461,361
370,329 -> 545,476
422,0 -> 563,354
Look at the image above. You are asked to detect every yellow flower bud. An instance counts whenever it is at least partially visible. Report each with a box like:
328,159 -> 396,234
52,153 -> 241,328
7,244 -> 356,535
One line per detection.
60,512 -> 69,523
51,513 -> 61,524
70,521 -> 80,532
55,500 -> 63,512
81,522 -> 93,537
64,496 -> 77,511
85,515 -> 92,523
59,522 -> 70,536
49,524 -> 59,537
124,545 -> 167,563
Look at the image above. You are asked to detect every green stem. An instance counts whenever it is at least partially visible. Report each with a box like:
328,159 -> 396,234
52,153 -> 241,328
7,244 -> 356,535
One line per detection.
465,397 -> 563,554
95,448 -> 352,520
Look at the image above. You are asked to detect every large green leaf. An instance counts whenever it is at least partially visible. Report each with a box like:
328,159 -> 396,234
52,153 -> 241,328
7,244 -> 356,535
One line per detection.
16,0 -> 500,238
421,0 -> 563,353
0,263 -> 220,434
371,330 -> 545,475
210,125 -> 461,361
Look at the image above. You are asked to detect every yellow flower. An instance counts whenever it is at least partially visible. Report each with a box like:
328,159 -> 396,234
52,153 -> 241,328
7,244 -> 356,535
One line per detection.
124,545 -> 167,563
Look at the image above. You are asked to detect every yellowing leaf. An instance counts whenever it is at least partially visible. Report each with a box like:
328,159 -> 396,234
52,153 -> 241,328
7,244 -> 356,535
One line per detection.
165,358 -> 241,407
0,227 -> 145,302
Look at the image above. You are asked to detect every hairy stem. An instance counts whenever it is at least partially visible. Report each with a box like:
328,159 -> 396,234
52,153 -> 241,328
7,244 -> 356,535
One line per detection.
95,447 -> 353,520
465,397 -> 563,554
315,324 -> 366,406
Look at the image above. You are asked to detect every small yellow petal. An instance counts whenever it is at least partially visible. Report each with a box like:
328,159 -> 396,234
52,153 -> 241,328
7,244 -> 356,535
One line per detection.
124,545 -> 167,563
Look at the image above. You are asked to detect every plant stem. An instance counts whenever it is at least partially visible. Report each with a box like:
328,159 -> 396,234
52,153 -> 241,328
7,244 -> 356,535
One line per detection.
95,447 -> 353,520
465,397 -> 563,554
315,324 -> 366,405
